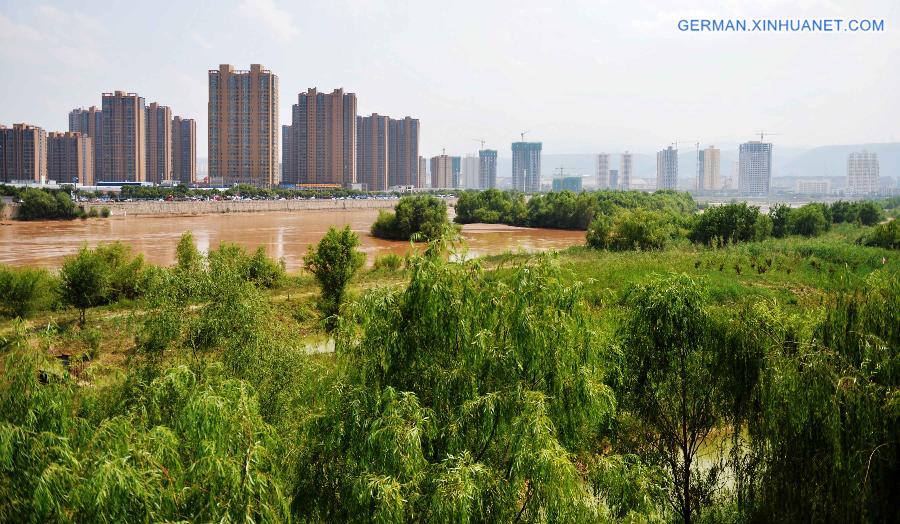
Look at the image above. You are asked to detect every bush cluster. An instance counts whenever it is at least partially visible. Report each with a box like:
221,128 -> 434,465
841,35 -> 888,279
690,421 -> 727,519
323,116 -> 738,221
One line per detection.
371,194 -> 452,241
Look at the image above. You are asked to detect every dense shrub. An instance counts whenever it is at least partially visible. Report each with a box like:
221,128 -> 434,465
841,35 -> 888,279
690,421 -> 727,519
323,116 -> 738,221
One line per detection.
588,209 -> 675,250
454,189 -> 695,231
294,253 -> 615,521
830,200 -> 883,225
372,252 -> 404,271
746,275 -> 900,522
454,189 -> 528,225
59,247 -> 111,325
690,202 -> 772,245
860,220 -> 899,249
0,266 -> 56,318
769,203 -> 792,238
17,188 -> 77,220
788,203 -> 830,237
371,194 -> 450,241
0,351 -> 290,522
94,242 -> 149,300
207,242 -> 285,289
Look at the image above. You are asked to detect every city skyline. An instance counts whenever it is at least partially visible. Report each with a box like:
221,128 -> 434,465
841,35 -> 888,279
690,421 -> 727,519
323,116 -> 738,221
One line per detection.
2,1 -> 897,160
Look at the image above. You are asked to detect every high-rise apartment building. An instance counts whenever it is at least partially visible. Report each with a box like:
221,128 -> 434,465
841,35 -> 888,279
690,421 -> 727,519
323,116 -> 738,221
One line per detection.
656,146 -> 678,190
847,151 -> 879,195
512,142 -> 542,192
479,149 -> 497,189
172,116 -> 196,185
609,169 -> 619,189
357,113 -> 389,191
101,91 -> 146,182
0,123 -> 47,183
208,64 -> 280,186
596,153 -> 610,189
283,87 -> 356,186
738,141 -> 773,196
698,146 -> 721,190
145,102 -> 172,184
281,124 -> 292,185
388,117 -> 419,188
552,176 -> 582,192
461,155 -> 479,189
450,156 -> 462,188
430,154 -> 451,188
418,156 -> 427,188
68,106 -> 102,183
47,132 -> 93,185
620,152 -> 633,190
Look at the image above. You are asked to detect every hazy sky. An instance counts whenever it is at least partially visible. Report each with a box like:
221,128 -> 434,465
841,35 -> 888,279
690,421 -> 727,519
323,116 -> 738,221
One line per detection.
1,0 -> 898,158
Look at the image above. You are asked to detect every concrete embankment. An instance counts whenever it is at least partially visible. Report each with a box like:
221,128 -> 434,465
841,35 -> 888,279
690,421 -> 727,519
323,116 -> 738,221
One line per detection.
2,197 -> 457,219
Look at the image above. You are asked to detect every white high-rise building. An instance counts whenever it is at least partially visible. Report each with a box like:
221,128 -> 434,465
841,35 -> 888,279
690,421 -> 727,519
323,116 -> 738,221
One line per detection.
847,151 -> 879,195
620,151 -> 633,190
461,154 -> 479,189
738,141 -> 773,196
656,146 -> 678,190
596,153 -> 610,189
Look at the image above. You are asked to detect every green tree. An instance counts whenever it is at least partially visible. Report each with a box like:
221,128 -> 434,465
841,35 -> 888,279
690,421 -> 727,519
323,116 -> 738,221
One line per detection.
690,202 -> 771,245
788,203 -> 829,237
294,252 -> 615,521
371,195 -> 451,241
58,247 -> 110,325
303,226 -> 365,330
769,203 -> 792,238
856,201 -> 883,226
17,188 -> 77,220
619,274 -> 762,524
0,266 -> 56,318
861,219 -> 899,249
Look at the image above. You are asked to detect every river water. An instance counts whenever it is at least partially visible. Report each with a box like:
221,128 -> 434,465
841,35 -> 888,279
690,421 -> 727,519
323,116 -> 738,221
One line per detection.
0,209 -> 585,271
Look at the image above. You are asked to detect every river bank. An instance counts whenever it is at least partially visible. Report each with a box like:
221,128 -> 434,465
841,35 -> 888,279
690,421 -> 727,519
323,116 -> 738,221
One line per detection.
2,196 -> 457,220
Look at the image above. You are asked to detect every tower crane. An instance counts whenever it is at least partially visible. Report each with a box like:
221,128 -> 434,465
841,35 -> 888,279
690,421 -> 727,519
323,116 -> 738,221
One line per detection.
756,131 -> 782,142
473,138 -> 486,150
519,130 -> 530,142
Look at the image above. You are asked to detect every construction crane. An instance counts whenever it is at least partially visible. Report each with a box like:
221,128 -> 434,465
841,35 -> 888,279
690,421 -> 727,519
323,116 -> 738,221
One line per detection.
669,140 -> 701,190
756,131 -> 782,142
473,138 -> 486,150
519,130 -> 530,142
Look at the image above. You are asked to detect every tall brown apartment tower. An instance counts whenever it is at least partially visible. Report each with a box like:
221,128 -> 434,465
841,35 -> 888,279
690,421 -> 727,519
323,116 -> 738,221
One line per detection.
388,117 -> 419,187
283,88 -> 356,186
145,102 -> 172,184
430,154 -> 451,188
101,91 -> 146,182
208,64 -> 279,186
47,132 -> 93,185
281,124 -> 293,184
172,116 -> 196,185
68,106 -> 102,183
356,114 -> 389,191
0,124 -> 47,183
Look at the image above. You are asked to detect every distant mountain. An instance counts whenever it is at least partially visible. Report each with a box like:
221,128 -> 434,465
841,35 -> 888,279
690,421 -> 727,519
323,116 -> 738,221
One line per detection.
495,143 -> 900,189
780,143 -> 900,178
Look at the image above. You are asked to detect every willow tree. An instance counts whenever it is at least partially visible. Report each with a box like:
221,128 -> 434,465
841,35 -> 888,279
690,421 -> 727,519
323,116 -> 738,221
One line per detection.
303,226 -> 365,331
292,249 -> 616,522
619,273 -> 763,524
0,348 -> 290,522
750,271 -> 900,522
